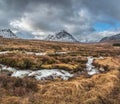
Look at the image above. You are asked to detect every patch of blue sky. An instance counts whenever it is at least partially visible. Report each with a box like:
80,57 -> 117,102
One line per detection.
93,19 -> 120,32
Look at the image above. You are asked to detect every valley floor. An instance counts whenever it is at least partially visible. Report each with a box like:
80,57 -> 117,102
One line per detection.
0,38 -> 120,104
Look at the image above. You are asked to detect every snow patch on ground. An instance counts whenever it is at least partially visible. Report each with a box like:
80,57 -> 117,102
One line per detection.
0,64 -> 16,72
12,70 -> 32,78
85,57 -> 101,75
25,52 -> 47,56
0,54 -> 105,80
0,65 -> 73,80
29,69 -> 73,80
0,51 -> 9,54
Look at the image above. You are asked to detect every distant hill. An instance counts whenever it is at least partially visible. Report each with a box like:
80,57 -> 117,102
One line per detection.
0,29 -> 17,39
100,34 -> 120,42
45,30 -> 79,43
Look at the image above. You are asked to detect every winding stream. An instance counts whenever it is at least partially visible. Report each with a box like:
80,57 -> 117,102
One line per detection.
86,57 -> 100,75
0,64 -> 73,80
0,57 -> 104,80
0,51 -> 105,80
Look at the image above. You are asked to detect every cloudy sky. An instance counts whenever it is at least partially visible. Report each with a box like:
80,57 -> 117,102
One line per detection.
0,0 -> 120,42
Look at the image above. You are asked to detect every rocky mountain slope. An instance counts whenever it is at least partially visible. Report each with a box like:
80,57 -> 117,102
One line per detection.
45,30 -> 78,42
0,29 -> 17,39
100,34 -> 120,42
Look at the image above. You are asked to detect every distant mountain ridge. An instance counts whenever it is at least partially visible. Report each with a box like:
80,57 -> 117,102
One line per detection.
45,30 -> 78,43
100,34 -> 120,42
0,29 -> 17,39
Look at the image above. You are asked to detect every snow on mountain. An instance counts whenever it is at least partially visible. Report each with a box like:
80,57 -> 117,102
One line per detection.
78,30 -> 120,43
0,29 -> 17,38
100,34 -> 120,42
45,30 -> 79,43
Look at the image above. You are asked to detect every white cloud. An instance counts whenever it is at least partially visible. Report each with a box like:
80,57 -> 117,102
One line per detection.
0,0 -> 120,42
10,18 -> 33,31
79,29 -> 120,42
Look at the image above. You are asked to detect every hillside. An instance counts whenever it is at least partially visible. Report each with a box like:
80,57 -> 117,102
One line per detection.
45,30 -> 78,42
100,34 -> 120,42
0,29 -> 17,39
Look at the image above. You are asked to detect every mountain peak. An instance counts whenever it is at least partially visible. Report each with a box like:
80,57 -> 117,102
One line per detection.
60,30 -> 68,33
0,29 -> 17,39
100,34 -> 120,42
45,30 -> 78,43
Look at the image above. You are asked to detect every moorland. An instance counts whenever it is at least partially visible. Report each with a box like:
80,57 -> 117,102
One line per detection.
0,37 -> 120,104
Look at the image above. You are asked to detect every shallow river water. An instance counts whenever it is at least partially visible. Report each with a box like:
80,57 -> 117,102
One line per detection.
0,51 -> 104,80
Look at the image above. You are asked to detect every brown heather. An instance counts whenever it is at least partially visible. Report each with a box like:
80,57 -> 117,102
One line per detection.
0,37 -> 120,104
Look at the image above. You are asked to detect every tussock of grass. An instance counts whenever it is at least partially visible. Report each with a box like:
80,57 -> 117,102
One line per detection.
0,76 -> 38,97
0,38 -> 120,104
93,57 -> 120,71
1,69 -> 119,104
0,53 -> 87,72
0,38 -> 120,56
27,69 -> 120,104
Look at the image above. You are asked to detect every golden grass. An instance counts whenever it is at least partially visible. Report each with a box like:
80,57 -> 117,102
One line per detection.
0,38 -> 120,56
0,53 -> 87,72
94,56 -> 120,70
27,69 -> 120,104
0,68 -> 120,104
0,38 -> 120,104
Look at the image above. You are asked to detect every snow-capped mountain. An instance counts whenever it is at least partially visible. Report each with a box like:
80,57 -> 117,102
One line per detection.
45,30 -> 78,42
0,29 -> 17,38
100,34 -> 120,42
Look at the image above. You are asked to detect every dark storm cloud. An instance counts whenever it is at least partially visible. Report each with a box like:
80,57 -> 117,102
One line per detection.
0,0 -> 29,28
0,0 -> 120,41
0,0 -> 73,30
80,0 -> 120,19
